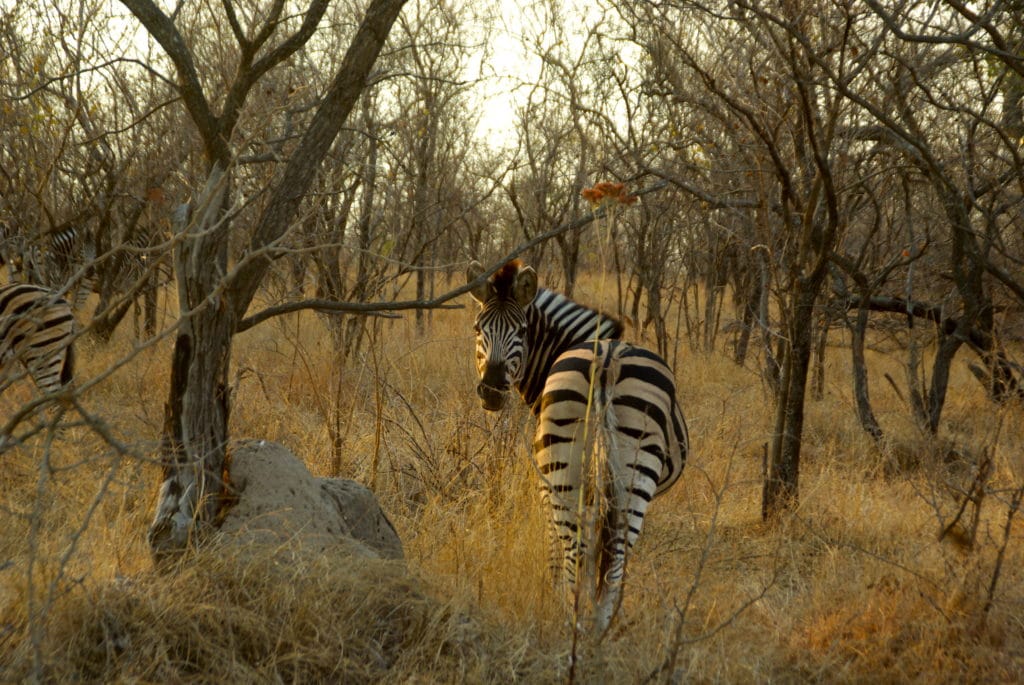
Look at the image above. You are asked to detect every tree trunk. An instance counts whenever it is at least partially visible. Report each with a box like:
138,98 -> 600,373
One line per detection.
757,254 -> 781,394
143,272 -> 158,337
732,274 -> 758,366
926,331 -> 964,434
89,295 -> 136,344
648,282 -> 667,359
703,283 -> 718,353
342,97 -> 381,360
557,230 -> 581,299
148,170 -> 232,559
811,309 -> 829,401
763,281 -> 817,519
851,301 -> 883,441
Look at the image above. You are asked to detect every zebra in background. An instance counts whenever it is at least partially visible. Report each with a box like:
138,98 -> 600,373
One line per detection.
0,218 -> 32,283
4,224 -> 96,311
92,227 -> 175,340
8,222 -> 172,337
0,283 -> 75,397
466,259 -> 689,635
40,224 -> 96,310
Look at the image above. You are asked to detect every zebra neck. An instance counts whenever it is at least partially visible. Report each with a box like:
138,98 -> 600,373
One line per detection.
516,288 -> 623,412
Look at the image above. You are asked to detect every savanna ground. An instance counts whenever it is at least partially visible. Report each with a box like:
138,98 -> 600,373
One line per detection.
1,274 -> 1022,683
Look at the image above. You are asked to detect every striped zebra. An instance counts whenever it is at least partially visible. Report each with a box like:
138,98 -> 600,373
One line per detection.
467,259 -> 689,635
9,225 -> 95,310
48,224 -> 96,310
97,228 -> 175,339
0,283 -> 75,397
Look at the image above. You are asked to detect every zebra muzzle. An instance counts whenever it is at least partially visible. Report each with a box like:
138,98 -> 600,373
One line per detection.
477,381 -> 508,411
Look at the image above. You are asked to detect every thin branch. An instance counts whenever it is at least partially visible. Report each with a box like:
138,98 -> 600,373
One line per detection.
235,180 -> 670,332
863,0 -> 1024,78
119,0 -> 224,161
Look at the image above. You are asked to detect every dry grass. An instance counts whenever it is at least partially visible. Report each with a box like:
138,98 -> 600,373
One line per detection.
2,284 -> 1023,683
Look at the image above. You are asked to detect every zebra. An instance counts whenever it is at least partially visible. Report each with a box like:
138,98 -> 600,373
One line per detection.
466,259 -> 689,635
15,224 -> 172,325
0,283 -> 75,397
93,228 -> 175,339
8,225 -> 96,310
45,224 -> 97,310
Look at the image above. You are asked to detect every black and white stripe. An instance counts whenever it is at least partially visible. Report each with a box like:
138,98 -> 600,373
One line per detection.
10,225 -> 96,310
467,260 -> 688,635
45,225 -> 96,310
0,283 -> 75,396
110,230 -> 173,290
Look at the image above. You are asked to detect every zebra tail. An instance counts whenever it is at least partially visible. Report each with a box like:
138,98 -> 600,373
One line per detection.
593,396 -> 617,602
597,479 -> 616,599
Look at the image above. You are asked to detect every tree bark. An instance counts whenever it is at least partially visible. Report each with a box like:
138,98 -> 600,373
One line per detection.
148,169 -> 232,558
763,280 -> 819,518
927,331 -> 964,434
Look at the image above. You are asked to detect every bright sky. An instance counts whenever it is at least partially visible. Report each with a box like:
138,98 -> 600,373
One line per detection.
466,0 -> 631,150
106,0 -> 586,150
467,3 -> 547,148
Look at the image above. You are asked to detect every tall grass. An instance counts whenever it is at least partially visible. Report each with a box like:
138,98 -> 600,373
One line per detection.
1,283 -> 1022,682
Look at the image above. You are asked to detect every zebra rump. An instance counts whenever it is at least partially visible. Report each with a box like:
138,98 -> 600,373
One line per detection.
0,283 -> 75,396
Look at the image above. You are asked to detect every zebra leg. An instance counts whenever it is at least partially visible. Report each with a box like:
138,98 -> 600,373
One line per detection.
535,404 -> 597,627
593,497 -> 629,635
537,400 -> 630,632
26,347 -> 71,396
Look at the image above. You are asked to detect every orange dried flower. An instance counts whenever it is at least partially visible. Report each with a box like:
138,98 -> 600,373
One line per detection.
583,181 -> 639,208
594,181 -> 624,197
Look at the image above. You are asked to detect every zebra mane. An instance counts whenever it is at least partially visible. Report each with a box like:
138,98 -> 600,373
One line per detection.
489,259 -> 525,301
514,286 -> 624,412
531,287 -> 624,342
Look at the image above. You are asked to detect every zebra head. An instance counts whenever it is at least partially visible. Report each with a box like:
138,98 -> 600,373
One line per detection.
467,259 -> 538,411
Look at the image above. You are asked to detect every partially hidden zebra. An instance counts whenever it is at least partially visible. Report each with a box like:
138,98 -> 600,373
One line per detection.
7,224 -> 95,311
0,283 -> 75,397
466,259 -> 689,635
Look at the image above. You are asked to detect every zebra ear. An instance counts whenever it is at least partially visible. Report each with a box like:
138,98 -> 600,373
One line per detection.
513,265 -> 538,307
466,260 -> 491,304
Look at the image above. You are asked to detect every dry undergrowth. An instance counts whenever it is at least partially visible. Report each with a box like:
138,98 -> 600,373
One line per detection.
1,287 -> 1022,682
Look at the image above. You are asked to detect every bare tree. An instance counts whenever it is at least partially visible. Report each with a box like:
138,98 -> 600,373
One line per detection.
623,0 -> 881,516
120,0 -> 410,559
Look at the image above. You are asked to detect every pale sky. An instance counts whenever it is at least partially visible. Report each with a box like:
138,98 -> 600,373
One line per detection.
468,2 -> 546,148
